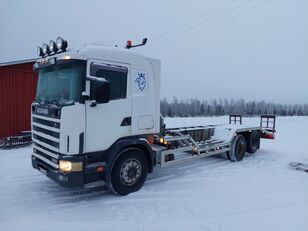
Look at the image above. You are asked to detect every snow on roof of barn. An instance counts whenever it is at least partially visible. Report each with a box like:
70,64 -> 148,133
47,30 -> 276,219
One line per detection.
0,58 -> 38,67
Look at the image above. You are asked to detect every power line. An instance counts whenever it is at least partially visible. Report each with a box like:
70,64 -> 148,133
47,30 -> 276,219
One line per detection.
150,0 -> 256,49
151,0 -> 241,43
152,0 -> 272,52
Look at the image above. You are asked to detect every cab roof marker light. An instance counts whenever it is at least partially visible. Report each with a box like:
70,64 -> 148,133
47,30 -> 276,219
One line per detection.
62,55 -> 71,60
126,40 -> 132,48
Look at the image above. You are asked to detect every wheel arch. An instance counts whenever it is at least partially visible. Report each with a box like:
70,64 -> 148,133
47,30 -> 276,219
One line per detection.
105,137 -> 154,193
108,138 -> 154,174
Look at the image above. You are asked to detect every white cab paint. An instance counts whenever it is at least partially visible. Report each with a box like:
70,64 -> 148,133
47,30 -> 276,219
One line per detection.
60,104 -> 85,154
46,45 -> 161,153
85,59 -> 131,153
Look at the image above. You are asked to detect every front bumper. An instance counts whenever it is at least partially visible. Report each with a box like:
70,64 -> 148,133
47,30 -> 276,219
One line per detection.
31,154 -> 106,187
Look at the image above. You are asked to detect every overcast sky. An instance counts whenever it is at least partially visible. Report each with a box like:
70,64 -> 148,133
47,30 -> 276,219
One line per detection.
1,0 -> 307,104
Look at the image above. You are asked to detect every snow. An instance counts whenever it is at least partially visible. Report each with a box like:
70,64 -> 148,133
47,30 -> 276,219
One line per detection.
1,116 -> 308,231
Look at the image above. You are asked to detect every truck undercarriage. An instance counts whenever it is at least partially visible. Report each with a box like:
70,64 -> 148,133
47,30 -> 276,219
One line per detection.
31,112 -> 276,195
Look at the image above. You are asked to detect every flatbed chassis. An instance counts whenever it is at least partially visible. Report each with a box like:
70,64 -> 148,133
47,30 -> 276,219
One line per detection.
153,115 -> 275,168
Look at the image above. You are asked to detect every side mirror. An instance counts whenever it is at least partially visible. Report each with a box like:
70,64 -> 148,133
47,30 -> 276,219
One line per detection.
93,80 -> 110,104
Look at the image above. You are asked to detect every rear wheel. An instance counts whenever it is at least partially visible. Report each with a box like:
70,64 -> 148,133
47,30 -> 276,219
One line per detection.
229,135 -> 246,162
246,131 -> 260,154
111,148 -> 148,196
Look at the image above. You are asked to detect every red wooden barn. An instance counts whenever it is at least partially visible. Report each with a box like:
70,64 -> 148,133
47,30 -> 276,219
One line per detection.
0,59 -> 38,138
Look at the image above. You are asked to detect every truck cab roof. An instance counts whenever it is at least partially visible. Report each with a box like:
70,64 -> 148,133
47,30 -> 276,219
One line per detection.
53,44 -> 158,67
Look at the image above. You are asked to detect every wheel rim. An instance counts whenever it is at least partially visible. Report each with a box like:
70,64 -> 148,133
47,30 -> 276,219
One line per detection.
120,158 -> 142,186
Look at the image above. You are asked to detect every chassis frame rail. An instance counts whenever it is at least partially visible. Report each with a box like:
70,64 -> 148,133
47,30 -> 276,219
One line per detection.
157,132 -> 231,168
156,115 -> 276,168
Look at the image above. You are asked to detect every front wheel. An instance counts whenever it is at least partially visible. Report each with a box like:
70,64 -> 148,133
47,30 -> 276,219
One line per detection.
111,148 -> 149,196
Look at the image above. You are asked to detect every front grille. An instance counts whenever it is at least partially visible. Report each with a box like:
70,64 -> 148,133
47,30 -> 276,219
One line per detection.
33,117 -> 60,129
33,125 -> 60,138
33,134 -> 59,148
35,143 -> 59,159
34,146 -> 57,164
32,114 -> 60,153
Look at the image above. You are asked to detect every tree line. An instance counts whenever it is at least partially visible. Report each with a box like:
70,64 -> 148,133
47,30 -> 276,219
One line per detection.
161,97 -> 308,117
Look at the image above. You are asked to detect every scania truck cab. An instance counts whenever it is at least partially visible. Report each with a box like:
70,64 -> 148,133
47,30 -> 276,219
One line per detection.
32,38 -> 276,195
32,38 -> 161,195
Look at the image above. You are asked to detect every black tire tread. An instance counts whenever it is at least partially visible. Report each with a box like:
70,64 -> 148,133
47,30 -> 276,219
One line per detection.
229,135 -> 246,162
247,131 -> 260,154
111,148 -> 148,196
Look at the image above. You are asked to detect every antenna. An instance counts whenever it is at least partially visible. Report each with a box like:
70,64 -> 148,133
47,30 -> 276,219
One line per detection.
125,38 -> 148,49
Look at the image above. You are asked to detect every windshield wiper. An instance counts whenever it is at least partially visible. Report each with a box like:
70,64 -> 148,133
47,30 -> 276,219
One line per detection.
50,100 -> 60,106
43,97 -> 60,106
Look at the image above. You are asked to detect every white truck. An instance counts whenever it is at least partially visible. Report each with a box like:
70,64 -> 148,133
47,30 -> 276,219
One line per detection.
31,37 -> 276,195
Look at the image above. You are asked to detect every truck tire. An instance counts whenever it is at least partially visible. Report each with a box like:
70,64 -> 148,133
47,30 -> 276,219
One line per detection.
246,131 -> 260,154
229,135 -> 246,162
111,148 -> 149,196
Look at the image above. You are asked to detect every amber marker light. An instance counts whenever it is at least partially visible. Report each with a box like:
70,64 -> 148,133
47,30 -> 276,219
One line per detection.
96,166 -> 104,173
62,55 -> 71,60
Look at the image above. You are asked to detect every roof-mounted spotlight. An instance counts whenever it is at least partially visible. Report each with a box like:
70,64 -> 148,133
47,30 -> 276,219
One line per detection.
36,37 -> 68,58
56,37 -> 68,52
37,46 -> 43,57
42,43 -> 50,56
49,40 -> 57,54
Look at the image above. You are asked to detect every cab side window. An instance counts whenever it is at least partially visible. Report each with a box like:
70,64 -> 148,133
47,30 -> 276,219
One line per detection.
90,64 -> 128,101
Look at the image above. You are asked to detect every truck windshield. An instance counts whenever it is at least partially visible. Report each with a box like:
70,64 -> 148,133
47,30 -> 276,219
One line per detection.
36,60 -> 86,106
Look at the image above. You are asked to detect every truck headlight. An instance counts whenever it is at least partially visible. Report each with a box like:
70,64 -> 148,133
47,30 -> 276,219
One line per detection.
59,160 -> 82,172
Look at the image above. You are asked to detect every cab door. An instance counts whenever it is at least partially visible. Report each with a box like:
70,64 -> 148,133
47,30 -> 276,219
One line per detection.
85,60 -> 131,153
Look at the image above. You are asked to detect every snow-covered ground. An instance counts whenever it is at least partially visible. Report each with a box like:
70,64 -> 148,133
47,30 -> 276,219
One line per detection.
1,116 -> 308,231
